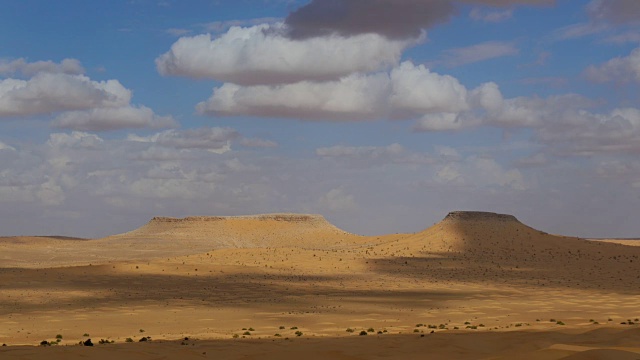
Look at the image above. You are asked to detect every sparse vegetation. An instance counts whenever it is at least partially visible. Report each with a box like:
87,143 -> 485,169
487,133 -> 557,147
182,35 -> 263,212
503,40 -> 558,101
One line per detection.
83,333 -> 90,337
243,331 -> 251,335
295,331 -> 303,337
346,328 -> 354,333
126,338 -> 133,342
359,331 -> 367,336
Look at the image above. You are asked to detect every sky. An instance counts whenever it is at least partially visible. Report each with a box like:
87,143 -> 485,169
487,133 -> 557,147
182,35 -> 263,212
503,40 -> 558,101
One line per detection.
1,0 -> 639,239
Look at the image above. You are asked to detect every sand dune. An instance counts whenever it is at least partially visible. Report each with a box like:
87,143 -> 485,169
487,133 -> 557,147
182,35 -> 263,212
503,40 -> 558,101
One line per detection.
1,211 -> 639,359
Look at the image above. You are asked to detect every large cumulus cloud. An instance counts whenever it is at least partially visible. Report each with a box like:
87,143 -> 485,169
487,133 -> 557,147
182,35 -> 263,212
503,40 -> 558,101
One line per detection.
0,59 -> 176,131
156,23 -> 415,86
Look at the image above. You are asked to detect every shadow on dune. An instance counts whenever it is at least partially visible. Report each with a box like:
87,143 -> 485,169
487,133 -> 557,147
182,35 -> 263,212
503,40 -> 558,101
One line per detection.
0,265 -> 485,315
366,213 -> 640,294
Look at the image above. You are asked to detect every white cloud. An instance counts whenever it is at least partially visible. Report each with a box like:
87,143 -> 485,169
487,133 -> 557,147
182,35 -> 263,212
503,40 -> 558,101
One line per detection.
389,62 -> 469,116
52,106 -> 178,131
0,73 -> 131,117
515,153 -> 547,167
127,128 -> 239,151
585,47 -> 640,83
536,107 -> 640,155
319,187 -> 357,213
587,0 -> 640,24
0,140 -> 15,151
156,23 -> 415,85
550,23 -> 608,41
602,30 -> 640,44
198,61 -> 473,122
413,112 -> 477,131
316,143 -> 404,158
0,70 -> 175,131
435,156 -> 527,190
0,58 -> 84,76
201,17 -> 281,33
441,41 -> 519,67
469,8 -> 513,22
197,73 -> 391,120
239,138 -> 278,148
47,131 -> 104,150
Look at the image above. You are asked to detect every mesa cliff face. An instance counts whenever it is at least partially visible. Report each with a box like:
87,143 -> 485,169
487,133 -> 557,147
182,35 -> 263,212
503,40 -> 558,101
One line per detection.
149,214 -> 325,224
443,211 -> 519,223
101,213 -> 371,250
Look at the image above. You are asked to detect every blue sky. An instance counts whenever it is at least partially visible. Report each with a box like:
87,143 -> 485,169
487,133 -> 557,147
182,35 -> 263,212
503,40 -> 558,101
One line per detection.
1,0 -> 639,238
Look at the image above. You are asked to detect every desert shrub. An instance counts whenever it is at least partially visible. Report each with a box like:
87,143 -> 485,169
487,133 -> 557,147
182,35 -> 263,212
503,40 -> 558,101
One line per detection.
126,338 -> 133,342
248,327 -> 255,331
274,333 -> 281,337
428,325 -> 437,329
139,329 -> 145,333
40,340 -> 50,346
295,331 -> 303,337
556,321 -> 565,325
359,331 -> 367,336
55,334 -> 63,339
346,328 -> 354,333
279,326 -> 285,330
232,334 -> 239,339
413,329 -> 420,333
290,326 -> 298,330
367,328 -> 374,333
243,331 -> 251,335
83,333 -> 90,337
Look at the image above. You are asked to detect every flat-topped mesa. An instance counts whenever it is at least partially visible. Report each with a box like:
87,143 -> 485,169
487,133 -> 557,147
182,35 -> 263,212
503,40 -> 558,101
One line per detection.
443,211 -> 519,223
149,213 -> 326,223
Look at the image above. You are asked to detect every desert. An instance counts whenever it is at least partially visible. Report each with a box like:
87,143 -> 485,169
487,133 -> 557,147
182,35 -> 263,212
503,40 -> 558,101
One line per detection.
1,211 -> 639,359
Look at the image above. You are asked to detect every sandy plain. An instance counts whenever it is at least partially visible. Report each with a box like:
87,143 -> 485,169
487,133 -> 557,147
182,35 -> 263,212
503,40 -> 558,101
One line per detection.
1,211 -> 639,359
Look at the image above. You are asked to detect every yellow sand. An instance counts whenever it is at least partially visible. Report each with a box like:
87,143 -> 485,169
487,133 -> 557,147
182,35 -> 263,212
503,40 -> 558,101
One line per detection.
1,212 -> 639,359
